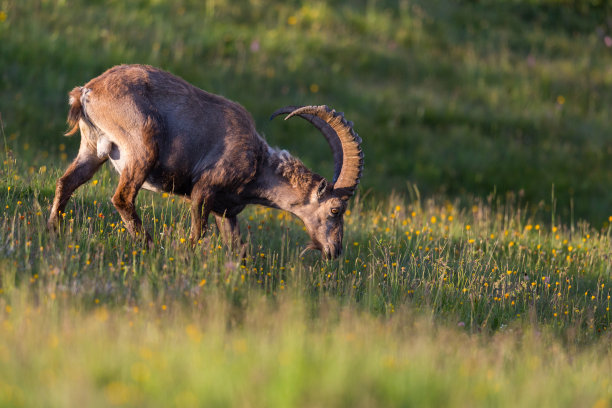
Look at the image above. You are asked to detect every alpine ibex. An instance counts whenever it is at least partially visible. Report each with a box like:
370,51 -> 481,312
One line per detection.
48,65 -> 363,259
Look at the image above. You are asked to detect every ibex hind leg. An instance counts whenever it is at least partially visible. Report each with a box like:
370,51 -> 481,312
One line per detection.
112,166 -> 154,246
111,118 -> 158,246
48,145 -> 105,232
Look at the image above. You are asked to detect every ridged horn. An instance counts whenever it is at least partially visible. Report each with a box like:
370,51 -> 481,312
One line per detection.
270,105 -> 363,200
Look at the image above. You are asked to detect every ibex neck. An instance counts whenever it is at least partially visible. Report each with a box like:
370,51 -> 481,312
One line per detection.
250,148 -> 319,214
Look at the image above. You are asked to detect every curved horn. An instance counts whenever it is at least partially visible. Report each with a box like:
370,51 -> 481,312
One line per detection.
271,106 -> 343,182
271,105 -> 363,200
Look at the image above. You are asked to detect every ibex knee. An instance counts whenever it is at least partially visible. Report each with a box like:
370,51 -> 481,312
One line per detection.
111,191 -> 133,212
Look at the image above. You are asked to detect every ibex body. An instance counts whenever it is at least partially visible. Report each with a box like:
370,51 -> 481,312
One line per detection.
48,65 -> 363,259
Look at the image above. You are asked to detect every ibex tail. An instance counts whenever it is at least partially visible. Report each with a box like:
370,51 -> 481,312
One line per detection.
65,87 -> 84,136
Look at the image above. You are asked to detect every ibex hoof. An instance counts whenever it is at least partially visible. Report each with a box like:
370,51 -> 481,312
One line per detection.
189,235 -> 200,247
145,233 -> 154,248
47,218 -> 59,234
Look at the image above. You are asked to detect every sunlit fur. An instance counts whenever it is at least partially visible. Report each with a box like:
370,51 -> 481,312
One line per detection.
49,64 -> 359,259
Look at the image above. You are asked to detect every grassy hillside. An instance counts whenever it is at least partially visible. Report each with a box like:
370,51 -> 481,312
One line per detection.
1,1 -> 612,406
1,0 -> 612,223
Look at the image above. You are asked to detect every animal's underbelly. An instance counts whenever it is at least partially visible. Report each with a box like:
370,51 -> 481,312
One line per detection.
104,143 -> 245,215
108,147 -> 193,196
108,144 -> 126,174
141,180 -> 163,193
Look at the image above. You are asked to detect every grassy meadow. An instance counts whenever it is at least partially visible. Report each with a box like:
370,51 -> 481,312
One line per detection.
1,160 -> 612,406
2,0 -> 612,406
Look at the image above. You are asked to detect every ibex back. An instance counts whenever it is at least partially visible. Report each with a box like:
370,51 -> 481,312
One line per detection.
48,65 -> 363,259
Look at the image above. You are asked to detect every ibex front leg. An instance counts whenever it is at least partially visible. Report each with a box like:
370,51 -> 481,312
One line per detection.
189,182 -> 214,246
48,145 -> 105,232
214,214 -> 243,252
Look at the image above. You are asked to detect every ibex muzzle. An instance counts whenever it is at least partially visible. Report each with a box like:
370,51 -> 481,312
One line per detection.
48,65 -> 363,259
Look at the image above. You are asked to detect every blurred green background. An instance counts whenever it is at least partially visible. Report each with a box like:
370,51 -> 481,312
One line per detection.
1,0 -> 611,223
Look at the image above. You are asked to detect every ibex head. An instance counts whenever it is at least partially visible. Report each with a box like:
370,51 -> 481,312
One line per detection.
271,105 -> 364,259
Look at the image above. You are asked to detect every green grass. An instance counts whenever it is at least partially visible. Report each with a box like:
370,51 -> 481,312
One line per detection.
3,161 -> 612,339
0,155 -> 611,405
1,294 -> 612,407
2,0 -> 612,406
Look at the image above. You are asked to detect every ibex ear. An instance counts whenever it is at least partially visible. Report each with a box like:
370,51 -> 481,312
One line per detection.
316,179 -> 328,200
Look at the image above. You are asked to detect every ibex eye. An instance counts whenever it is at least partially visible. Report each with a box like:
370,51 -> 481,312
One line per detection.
330,208 -> 339,215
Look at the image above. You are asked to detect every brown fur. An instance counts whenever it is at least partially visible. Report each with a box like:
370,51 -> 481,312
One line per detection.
271,151 -> 322,201
65,87 -> 84,136
48,64 -> 360,258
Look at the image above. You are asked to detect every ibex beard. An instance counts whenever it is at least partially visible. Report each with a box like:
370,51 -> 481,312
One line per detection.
48,65 -> 363,259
